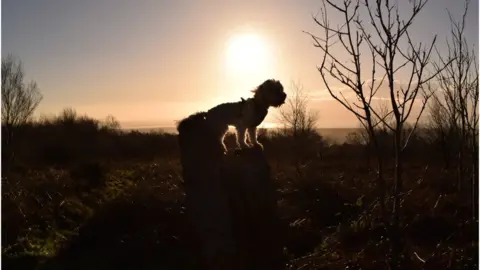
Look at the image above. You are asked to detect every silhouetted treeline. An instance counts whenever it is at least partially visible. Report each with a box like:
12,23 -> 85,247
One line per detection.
2,114 -> 179,167
3,111 -> 476,172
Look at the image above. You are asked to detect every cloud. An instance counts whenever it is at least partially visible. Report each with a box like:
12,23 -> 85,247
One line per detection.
371,97 -> 390,101
309,86 -> 359,101
309,89 -> 334,101
296,77 -> 427,109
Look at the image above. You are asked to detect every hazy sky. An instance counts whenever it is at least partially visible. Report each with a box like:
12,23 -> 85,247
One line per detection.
2,0 -> 478,128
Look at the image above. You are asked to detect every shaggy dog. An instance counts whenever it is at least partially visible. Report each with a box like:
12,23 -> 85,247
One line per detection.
205,79 -> 286,153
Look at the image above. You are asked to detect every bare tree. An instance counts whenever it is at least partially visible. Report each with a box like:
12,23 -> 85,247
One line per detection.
100,114 -> 121,132
278,80 -> 319,174
356,100 -> 393,167
2,55 -> 42,163
2,55 -> 42,129
278,80 -> 318,136
57,107 -> 78,124
305,0 -> 452,267
426,97 -> 454,168
430,0 -> 478,191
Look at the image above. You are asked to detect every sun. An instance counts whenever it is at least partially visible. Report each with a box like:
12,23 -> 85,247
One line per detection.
225,33 -> 273,77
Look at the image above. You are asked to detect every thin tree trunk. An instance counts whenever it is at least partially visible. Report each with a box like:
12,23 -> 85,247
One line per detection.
457,122 -> 465,191
367,124 -> 388,229
390,127 -> 404,269
3,123 -> 15,171
471,131 -> 478,224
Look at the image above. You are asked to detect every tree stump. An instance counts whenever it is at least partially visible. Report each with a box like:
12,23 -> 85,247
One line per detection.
177,113 -> 284,270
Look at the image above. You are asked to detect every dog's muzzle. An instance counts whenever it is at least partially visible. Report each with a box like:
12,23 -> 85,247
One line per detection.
272,93 -> 287,107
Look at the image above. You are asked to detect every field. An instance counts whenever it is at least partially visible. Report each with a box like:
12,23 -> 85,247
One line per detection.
1,117 -> 478,270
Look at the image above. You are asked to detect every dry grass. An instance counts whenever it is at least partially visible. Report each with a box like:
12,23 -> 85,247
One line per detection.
1,120 -> 477,269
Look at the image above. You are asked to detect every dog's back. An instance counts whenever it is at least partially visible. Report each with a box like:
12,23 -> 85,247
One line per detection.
207,100 -> 245,126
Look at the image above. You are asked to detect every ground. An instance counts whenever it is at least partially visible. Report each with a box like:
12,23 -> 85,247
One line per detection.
1,121 -> 478,269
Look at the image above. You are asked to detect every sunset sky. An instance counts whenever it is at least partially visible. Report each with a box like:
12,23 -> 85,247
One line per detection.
2,0 -> 478,128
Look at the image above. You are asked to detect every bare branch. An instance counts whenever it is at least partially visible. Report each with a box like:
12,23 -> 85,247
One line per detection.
2,55 -> 43,128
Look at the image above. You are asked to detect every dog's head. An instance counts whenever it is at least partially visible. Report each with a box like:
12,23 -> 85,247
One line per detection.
252,79 -> 287,107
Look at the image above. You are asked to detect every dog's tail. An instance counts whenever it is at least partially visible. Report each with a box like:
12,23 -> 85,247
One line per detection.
176,111 -> 208,135
177,111 -> 225,158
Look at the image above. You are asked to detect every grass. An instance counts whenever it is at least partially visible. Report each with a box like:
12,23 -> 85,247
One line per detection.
1,117 -> 478,269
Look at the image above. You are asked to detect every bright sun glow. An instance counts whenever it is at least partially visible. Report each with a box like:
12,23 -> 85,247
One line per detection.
225,33 -> 273,77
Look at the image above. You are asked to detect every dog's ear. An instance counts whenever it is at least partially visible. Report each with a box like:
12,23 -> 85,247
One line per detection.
262,79 -> 274,87
253,79 -> 270,93
265,79 -> 282,89
274,79 -> 282,87
252,79 -> 282,94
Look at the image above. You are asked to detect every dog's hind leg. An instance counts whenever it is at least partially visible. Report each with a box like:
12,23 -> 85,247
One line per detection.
220,133 -> 228,153
247,127 -> 263,149
236,126 -> 249,149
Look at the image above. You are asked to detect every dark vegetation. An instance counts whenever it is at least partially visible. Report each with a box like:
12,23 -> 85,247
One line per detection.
1,110 -> 477,269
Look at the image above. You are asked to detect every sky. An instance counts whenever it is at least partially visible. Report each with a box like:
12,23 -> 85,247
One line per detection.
2,0 -> 479,128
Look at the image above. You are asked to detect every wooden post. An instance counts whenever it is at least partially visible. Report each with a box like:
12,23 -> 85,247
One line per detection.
177,113 -> 284,270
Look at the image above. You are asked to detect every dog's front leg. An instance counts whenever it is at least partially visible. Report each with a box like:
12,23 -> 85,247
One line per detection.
247,127 -> 263,149
236,126 -> 249,149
